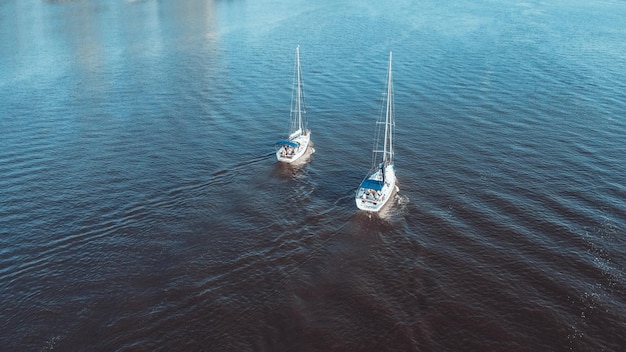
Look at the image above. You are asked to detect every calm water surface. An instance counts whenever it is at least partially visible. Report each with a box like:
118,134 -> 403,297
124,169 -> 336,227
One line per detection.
1,0 -> 625,351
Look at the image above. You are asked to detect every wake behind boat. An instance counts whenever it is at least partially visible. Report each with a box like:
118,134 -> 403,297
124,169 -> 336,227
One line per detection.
356,51 -> 397,212
276,46 -> 311,163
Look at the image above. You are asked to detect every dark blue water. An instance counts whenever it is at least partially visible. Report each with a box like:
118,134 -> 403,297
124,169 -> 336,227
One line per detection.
1,0 -> 625,351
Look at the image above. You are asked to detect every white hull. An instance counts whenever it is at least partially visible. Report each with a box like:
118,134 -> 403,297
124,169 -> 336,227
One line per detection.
355,165 -> 396,212
276,131 -> 311,163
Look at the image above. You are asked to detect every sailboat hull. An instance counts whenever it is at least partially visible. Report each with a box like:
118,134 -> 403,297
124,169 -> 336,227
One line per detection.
276,131 -> 311,163
355,165 -> 396,212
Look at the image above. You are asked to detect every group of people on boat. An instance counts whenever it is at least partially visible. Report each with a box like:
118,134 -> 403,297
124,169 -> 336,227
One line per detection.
361,188 -> 383,202
280,145 -> 297,157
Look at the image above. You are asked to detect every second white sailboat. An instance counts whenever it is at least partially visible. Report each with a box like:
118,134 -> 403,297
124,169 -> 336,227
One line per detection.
355,51 -> 397,212
275,46 -> 311,163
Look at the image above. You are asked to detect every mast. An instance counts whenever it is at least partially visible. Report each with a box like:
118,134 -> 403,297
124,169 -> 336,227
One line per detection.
296,45 -> 302,132
383,51 -> 393,164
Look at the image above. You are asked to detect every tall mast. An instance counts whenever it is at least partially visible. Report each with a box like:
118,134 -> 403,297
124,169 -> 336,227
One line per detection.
296,46 -> 302,131
383,51 -> 393,163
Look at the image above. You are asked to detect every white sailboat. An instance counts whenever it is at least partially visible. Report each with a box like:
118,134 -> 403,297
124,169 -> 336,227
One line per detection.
275,46 -> 311,163
355,51 -> 397,212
